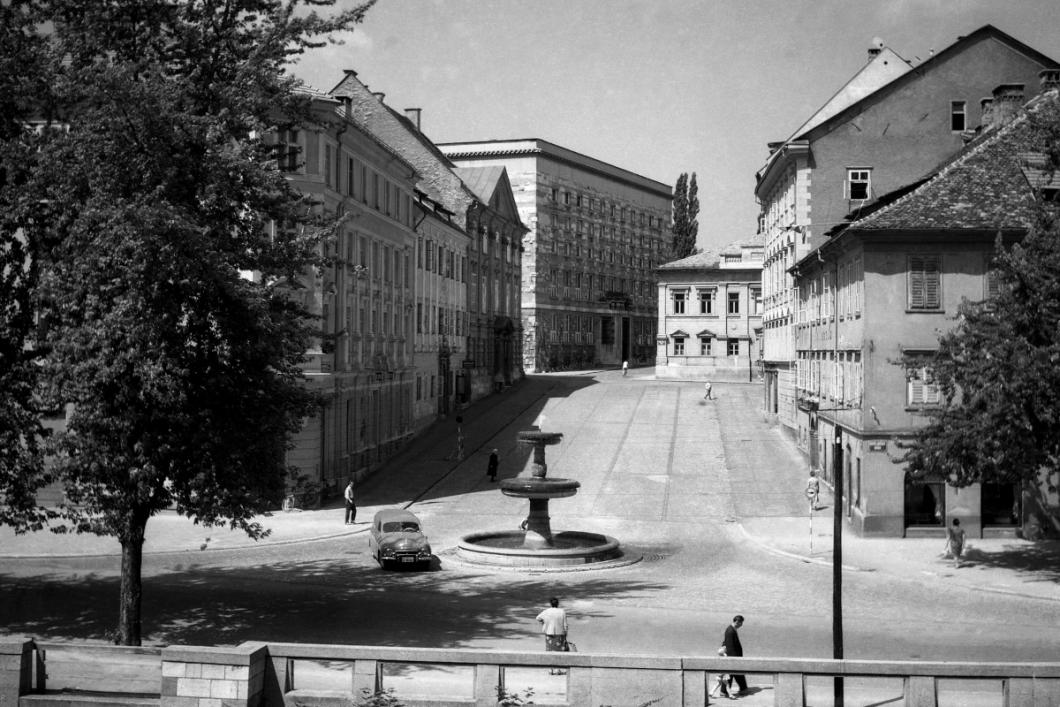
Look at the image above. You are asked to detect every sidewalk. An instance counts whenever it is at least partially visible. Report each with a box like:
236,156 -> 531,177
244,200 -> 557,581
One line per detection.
740,485 -> 1060,604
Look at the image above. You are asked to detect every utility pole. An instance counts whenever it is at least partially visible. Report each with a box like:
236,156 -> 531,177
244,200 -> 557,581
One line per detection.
833,430 -> 844,706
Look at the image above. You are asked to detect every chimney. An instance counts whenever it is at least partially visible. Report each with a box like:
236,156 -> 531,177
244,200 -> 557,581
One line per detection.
867,37 -> 884,62
991,83 -> 1025,126
979,97 -> 994,128
372,91 -> 385,103
1040,68 -> 1060,93
405,108 -> 422,131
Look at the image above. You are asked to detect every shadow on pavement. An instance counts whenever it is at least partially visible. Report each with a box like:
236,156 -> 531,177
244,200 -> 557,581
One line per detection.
0,552 -> 667,647
352,375 -> 597,509
962,540 -> 1060,584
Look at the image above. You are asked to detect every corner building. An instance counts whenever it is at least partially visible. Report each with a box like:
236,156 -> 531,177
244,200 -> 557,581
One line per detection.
279,88 -> 420,501
755,25 -> 1059,438
439,139 -> 671,372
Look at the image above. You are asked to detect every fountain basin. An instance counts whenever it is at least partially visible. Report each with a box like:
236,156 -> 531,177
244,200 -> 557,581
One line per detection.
500,477 -> 580,499
457,530 -> 622,567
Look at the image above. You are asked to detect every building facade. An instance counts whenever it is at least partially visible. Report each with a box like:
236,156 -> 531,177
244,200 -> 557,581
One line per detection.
756,25 -> 1059,436
655,237 -> 764,382
328,72 -> 525,402
281,89 -> 420,502
792,77 -> 1059,536
411,191 -> 467,430
437,139 -> 672,372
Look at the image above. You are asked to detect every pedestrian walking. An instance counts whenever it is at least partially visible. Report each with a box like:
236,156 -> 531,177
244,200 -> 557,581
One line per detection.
806,470 -> 820,512
536,596 -> 569,673
344,480 -> 356,525
945,518 -> 966,568
704,380 -> 713,400
622,360 -> 629,376
487,449 -> 499,482
721,615 -> 747,698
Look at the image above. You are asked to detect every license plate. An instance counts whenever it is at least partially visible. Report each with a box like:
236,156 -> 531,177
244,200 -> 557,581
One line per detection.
401,557 -> 414,563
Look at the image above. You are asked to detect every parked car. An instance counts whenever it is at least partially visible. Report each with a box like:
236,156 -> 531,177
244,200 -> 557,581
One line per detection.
368,509 -> 432,570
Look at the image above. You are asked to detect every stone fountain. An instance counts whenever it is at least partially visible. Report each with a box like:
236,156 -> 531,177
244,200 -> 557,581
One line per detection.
456,430 -> 626,568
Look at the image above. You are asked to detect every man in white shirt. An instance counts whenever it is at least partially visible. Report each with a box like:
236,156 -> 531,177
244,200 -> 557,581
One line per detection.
344,480 -> 356,525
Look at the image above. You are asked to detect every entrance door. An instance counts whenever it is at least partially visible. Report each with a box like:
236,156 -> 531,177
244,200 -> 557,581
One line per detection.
621,317 -> 631,363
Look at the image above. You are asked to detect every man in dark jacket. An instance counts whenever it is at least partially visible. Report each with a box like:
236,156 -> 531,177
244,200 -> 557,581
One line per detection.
722,615 -> 747,696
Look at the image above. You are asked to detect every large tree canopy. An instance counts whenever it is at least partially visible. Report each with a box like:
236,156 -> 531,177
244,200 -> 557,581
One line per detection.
902,100 -> 1060,534
2,0 -> 373,645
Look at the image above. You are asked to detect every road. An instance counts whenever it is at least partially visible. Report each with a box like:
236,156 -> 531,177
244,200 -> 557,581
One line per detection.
2,371 -> 1058,665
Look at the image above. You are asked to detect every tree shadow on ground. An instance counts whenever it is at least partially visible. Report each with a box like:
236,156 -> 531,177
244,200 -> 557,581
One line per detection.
962,539 -> 1060,585
0,553 -> 668,648
346,374 -> 597,509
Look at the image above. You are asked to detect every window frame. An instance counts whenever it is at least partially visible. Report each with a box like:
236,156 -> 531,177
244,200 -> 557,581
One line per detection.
950,100 -> 967,132
908,254 -> 942,311
672,290 -> 687,314
673,336 -> 685,356
727,291 -> 740,315
846,168 -> 871,201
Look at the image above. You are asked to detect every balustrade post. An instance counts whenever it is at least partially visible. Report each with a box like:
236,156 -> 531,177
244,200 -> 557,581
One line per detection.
352,659 -> 380,697
681,669 -> 706,707
0,637 -> 35,705
473,663 -> 501,707
905,675 -> 937,707
775,671 -> 805,707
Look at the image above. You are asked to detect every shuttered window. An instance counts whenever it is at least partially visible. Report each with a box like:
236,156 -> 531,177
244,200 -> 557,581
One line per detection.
909,255 -> 941,310
908,365 -> 941,406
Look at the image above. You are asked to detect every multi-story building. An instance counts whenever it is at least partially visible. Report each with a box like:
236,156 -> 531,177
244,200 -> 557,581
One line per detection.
280,88 -> 421,501
411,190 -> 467,429
328,72 -> 526,402
756,25 -> 1059,436
655,236 -> 764,381
437,139 -> 671,372
792,76 -> 1059,536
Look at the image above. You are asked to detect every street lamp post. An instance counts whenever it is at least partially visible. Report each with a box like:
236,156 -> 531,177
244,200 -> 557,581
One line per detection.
833,429 -> 844,706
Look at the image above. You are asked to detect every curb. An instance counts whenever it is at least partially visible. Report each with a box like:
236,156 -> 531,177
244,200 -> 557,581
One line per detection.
736,522 -> 866,573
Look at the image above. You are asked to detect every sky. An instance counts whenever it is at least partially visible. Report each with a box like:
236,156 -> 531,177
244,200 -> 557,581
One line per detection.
293,0 -> 1060,254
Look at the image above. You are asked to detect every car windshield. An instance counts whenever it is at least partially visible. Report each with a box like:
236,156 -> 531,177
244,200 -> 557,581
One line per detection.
382,521 -> 419,533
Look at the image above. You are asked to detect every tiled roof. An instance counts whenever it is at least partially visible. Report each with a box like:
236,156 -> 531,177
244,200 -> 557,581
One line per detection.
846,90 -> 1058,232
657,251 -> 720,270
454,166 -> 506,204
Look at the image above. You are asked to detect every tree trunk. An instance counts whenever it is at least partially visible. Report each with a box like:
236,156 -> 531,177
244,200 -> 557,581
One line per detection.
117,514 -> 147,646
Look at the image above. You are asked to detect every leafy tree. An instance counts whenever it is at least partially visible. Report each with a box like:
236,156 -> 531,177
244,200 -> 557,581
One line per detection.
670,172 -> 698,259
3,0 -> 373,645
687,172 -> 699,249
901,100 -> 1060,536
0,0 -> 50,531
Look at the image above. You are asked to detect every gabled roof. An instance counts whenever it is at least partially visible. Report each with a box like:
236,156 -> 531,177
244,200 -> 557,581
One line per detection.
785,47 -> 911,143
758,25 -> 1060,187
842,90 -> 1057,232
454,166 -> 523,227
657,251 -> 720,270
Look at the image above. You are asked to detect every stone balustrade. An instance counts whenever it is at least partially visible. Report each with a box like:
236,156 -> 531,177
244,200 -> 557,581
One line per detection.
3,636 -> 1059,706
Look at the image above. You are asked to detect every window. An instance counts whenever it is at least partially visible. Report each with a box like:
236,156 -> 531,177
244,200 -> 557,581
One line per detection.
673,336 -> 685,355
951,100 -> 967,132
672,291 -> 686,314
908,363 -> 941,406
750,288 -> 761,315
727,339 -> 740,356
847,168 -> 871,201
278,129 -> 300,172
909,255 -> 941,310
699,289 -> 715,314
727,291 -> 740,315
700,337 -> 711,356
324,144 -> 333,189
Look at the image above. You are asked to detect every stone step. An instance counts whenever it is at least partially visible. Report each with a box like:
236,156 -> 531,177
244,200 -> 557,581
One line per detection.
21,691 -> 159,707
